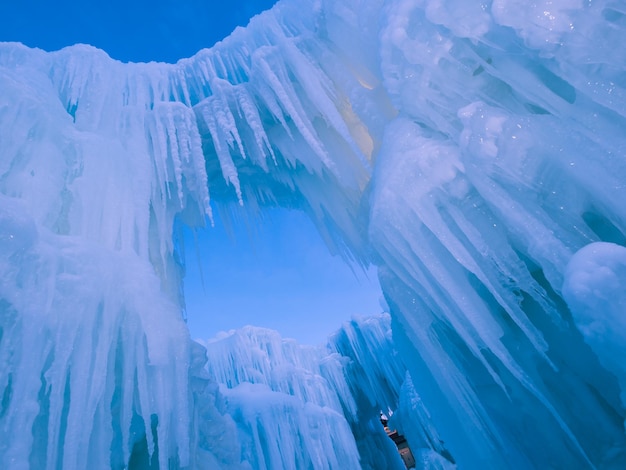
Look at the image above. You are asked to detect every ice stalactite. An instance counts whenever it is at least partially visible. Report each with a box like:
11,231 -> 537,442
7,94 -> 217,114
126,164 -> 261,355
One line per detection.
563,242 -> 626,426
201,327 -> 364,469
201,315 -> 422,469
328,314 -> 447,469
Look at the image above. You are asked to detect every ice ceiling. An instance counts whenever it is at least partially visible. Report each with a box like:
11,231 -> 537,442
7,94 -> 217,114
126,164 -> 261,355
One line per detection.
1,0 -> 626,468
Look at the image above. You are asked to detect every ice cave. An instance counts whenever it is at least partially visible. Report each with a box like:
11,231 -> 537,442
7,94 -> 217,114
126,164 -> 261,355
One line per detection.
1,0 -> 626,468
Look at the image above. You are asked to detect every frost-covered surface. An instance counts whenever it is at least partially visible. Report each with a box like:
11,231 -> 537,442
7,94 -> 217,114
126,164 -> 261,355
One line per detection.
563,242 -> 626,416
389,373 -> 455,470
202,327 -> 363,469
329,314 -> 454,468
1,0 -> 626,468
203,327 -> 354,414
330,314 -> 406,414
0,194 -> 191,469
201,315 -> 412,469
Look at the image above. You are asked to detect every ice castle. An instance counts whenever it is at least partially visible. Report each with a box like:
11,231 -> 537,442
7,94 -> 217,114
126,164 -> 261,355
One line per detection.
1,0 -> 626,468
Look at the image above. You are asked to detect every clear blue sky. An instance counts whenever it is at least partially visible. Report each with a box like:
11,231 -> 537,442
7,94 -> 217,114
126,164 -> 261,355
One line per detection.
0,0 -> 383,344
183,209 -> 382,345
0,0 -> 278,63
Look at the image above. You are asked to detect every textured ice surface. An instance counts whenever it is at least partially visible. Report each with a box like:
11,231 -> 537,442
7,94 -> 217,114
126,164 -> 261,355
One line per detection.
201,326 -> 363,469
200,314 -> 430,469
563,242 -> 626,416
1,0 -> 626,468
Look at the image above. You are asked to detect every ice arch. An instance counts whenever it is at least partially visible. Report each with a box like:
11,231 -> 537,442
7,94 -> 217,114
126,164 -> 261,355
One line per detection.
1,0 -> 626,468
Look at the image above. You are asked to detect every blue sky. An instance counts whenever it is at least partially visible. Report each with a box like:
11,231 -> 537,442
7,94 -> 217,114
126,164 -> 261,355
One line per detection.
0,0 -> 383,344
183,210 -> 382,345
0,0 -> 278,63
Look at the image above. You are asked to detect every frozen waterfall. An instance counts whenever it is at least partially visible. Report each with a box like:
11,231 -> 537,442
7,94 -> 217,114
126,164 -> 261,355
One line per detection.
1,0 -> 626,468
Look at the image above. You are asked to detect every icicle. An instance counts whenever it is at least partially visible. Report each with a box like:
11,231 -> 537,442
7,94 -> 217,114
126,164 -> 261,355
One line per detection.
197,102 -> 243,204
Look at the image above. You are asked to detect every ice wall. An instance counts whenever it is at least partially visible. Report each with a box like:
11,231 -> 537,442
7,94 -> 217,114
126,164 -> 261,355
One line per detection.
563,242 -> 626,421
201,327 -> 364,469
1,0 -> 626,468
201,315 -> 423,469
329,314 -> 453,469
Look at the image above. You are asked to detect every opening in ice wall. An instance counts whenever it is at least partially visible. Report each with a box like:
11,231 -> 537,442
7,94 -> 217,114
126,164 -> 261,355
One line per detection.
181,207 -> 382,345
1,0 -> 626,468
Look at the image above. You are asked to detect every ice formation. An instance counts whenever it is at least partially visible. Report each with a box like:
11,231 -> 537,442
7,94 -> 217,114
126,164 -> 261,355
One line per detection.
199,314 -> 448,469
200,319 -> 388,469
563,242 -> 626,417
1,0 -> 626,468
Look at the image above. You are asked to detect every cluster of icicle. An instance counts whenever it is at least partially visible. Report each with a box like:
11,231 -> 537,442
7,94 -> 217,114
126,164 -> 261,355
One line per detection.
1,0 -> 626,467
202,326 -> 362,469
201,314 -> 446,469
